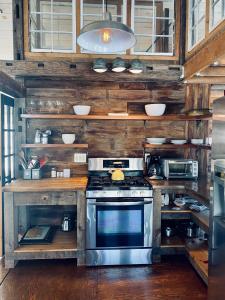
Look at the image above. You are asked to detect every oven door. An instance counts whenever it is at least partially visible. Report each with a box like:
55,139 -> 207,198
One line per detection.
167,162 -> 194,178
86,198 -> 153,249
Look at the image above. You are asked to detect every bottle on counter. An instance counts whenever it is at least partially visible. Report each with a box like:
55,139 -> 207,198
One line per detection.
51,168 -> 57,178
34,129 -> 41,144
41,133 -> 48,144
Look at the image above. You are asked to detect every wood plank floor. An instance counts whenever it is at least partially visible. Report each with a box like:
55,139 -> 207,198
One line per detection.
0,256 -> 207,300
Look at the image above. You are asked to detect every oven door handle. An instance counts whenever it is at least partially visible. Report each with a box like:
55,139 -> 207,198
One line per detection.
88,200 -> 152,206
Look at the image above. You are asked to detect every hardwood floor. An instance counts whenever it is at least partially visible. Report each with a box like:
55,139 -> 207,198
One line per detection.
0,256 -> 207,300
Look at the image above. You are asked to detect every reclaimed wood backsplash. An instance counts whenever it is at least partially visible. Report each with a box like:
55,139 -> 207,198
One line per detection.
25,79 -> 186,176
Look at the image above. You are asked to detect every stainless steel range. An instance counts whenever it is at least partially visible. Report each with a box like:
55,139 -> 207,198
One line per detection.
86,158 -> 153,266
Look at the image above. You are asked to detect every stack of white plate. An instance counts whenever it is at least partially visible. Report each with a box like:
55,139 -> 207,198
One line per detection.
170,139 -> 187,145
146,138 -> 166,144
191,139 -> 204,145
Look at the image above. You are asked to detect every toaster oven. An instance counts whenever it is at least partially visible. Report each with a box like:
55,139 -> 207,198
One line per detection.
162,159 -> 198,179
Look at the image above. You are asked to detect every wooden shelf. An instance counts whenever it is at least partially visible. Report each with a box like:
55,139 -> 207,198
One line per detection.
14,230 -> 80,260
161,206 -> 191,220
3,177 -> 88,192
191,210 -> 209,234
20,113 -> 212,121
186,241 -> 208,285
144,143 -> 211,150
21,144 -> 88,149
161,235 -> 186,248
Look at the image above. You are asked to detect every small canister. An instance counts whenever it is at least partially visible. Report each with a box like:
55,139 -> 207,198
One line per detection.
32,169 -> 41,180
41,133 -> 48,144
23,169 -> 32,180
51,168 -> 57,178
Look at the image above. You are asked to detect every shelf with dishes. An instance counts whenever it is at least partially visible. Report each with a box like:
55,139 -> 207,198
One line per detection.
14,229 -> 78,259
20,113 -> 212,121
144,138 -> 211,150
186,239 -> 208,285
21,144 -> 88,149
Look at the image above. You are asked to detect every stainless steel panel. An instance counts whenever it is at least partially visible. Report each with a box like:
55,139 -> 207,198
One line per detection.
86,248 -> 152,266
86,190 -> 153,198
88,157 -> 143,171
86,198 -> 153,249
212,97 -> 225,159
88,200 -> 152,206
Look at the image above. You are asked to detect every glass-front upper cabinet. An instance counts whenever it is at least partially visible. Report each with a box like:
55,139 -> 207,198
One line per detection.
29,0 -> 76,52
80,0 -> 126,53
210,0 -> 225,30
188,0 -> 206,50
131,0 -> 175,55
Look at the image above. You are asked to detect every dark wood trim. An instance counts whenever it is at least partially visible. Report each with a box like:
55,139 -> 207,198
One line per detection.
0,72 -> 25,98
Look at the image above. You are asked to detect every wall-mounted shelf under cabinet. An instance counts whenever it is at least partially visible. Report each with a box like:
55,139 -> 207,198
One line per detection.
144,144 -> 211,150
21,144 -> 88,149
20,114 -> 212,121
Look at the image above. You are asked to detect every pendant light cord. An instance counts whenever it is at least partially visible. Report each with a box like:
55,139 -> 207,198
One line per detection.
106,0 -> 108,13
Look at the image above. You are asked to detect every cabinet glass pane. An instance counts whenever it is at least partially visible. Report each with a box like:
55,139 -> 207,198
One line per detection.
153,36 -> 172,53
53,14 -> 72,32
10,106 -> 14,130
155,0 -> 174,19
155,18 -> 173,36
134,35 -> 153,53
4,105 -> 8,129
30,0 -> 51,13
31,31 -> 52,50
213,1 -> 223,26
53,33 -> 72,50
4,132 -> 9,155
134,17 -> 153,34
53,0 -> 73,13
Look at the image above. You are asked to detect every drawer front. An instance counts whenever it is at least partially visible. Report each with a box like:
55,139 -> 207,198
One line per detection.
14,192 -> 78,206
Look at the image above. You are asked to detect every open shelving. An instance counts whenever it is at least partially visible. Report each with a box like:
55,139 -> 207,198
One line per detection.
20,113 -> 212,121
14,230 -> 79,260
144,143 -> 211,150
21,144 -> 89,149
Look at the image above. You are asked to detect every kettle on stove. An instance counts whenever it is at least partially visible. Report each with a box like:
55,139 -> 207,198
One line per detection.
146,155 -> 163,179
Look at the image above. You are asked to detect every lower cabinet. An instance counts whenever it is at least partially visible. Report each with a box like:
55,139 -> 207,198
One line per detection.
4,191 -> 86,268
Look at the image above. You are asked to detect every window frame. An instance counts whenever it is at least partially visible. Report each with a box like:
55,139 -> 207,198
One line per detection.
1,93 -> 15,186
188,0 -> 206,50
210,0 -> 225,30
130,0 -> 175,56
29,0 -> 76,53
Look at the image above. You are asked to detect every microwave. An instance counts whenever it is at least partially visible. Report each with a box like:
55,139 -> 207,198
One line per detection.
162,159 -> 198,179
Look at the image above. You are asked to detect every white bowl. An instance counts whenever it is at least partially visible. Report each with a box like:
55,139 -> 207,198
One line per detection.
145,104 -> 166,116
171,139 -> 187,145
73,105 -> 91,115
146,138 -> 166,144
191,139 -> 204,145
62,134 -> 76,144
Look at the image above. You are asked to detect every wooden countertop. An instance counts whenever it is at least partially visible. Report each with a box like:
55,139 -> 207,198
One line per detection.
146,177 -> 212,207
3,177 -> 88,192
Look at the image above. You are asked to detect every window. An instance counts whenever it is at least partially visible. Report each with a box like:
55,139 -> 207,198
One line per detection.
29,0 -> 76,52
1,94 -> 15,186
211,0 -> 225,29
188,0 -> 206,49
80,0 -> 127,53
131,0 -> 175,55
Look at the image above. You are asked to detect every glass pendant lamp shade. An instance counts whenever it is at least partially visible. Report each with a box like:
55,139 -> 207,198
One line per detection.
93,58 -> 107,73
77,13 -> 136,53
129,59 -> 144,74
112,57 -> 126,72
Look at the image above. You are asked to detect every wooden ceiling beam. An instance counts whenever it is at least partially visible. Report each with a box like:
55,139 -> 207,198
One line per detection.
0,60 -> 182,82
184,76 -> 225,84
199,66 -> 225,77
184,26 -> 225,79
0,71 -> 25,98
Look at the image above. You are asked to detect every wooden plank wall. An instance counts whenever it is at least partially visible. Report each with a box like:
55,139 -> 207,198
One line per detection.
25,79 -> 186,177
185,83 -> 212,177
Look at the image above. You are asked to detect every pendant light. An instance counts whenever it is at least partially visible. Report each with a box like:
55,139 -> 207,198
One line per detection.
77,1 -> 136,53
129,59 -> 144,74
93,58 -> 107,73
112,57 -> 126,72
